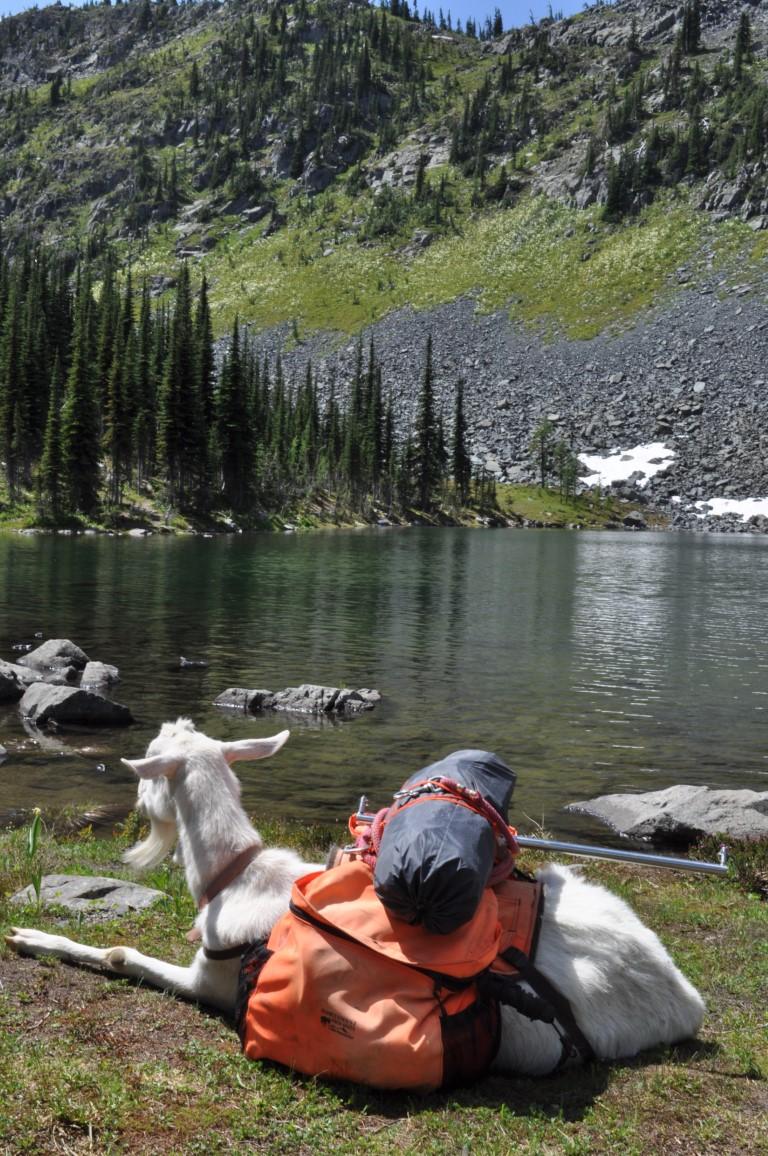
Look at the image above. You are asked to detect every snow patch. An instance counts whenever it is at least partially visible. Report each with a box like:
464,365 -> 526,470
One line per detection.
693,497 -> 768,520
579,442 -> 676,489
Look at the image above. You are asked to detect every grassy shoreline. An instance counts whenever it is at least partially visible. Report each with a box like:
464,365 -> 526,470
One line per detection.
1,817 -> 765,1154
0,484 -> 662,537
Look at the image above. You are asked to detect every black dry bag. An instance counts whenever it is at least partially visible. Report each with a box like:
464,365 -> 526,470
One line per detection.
373,749 -> 516,935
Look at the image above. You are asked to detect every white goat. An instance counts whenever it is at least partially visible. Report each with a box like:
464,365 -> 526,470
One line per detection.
7,719 -> 705,1076
9,718 -> 321,1011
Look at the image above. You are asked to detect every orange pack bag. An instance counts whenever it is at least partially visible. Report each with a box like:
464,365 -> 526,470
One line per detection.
237,860 -> 504,1092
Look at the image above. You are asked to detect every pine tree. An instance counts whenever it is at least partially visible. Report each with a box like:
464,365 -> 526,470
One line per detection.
395,435 -> 417,509
38,353 -> 65,517
103,278 -> 135,506
195,273 -> 215,426
530,417 -> 555,489
677,0 -> 701,55
94,252 -> 120,419
216,319 -> 253,511
0,273 -> 25,496
133,282 -> 155,489
381,393 -> 395,510
61,267 -> 101,515
554,439 -> 578,499
734,12 -> 752,82
686,106 -> 706,176
452,379 -> 471,505
359,341 -> 383,495
414,334 -> 443,511
157,265 -> 206,506
341,339 -> 365,499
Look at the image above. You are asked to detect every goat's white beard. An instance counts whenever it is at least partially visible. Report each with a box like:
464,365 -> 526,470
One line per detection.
123,817 -> 177,872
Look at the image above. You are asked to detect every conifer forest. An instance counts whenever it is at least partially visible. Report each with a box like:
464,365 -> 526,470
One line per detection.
0,243 -> 488,523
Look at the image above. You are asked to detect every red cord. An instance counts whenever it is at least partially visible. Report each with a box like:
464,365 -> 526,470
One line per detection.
349,777 -> 519,879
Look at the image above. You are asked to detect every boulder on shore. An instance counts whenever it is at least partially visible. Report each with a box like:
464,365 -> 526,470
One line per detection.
11,874 -> 166,917
566,784 -> 768,844
214,683 -> 381,715
19,683 -> 134,727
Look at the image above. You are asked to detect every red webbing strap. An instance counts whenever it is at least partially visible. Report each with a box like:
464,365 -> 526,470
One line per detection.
197,843 -> 262,910
186,842 -> 262,944
347,778 -> 519,881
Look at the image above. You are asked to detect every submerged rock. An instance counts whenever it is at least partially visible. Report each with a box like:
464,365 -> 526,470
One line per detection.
214,683 -> 381,715
19,683 -> 134,727
566,785 -> 768,844
11,874 -> 166,917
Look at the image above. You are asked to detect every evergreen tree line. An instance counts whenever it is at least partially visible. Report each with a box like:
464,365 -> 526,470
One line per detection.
0,244 -> 488,522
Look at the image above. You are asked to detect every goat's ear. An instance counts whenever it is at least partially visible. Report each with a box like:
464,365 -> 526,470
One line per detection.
121,754 -> 181,779
220,729 -> 290,764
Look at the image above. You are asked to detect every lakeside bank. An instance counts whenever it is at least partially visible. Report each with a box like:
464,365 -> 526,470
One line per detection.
1,819 -> 766,1154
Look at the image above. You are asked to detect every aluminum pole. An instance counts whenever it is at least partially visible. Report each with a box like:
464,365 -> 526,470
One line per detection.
514,835 -> 729,876
352,799 -> 729,876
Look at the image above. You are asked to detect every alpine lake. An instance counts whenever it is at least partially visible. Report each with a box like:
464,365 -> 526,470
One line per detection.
1,526 -> 767,846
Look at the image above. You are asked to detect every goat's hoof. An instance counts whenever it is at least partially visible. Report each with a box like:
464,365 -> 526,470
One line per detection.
106,947 -> 127,968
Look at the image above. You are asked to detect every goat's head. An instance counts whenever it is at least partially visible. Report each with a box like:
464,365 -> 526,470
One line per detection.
121,717 -> 289,872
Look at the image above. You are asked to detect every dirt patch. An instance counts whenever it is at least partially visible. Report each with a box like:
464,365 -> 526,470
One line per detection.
1,955 -> 234,1064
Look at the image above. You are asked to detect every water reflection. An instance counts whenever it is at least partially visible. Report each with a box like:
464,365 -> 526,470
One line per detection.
1,529 -> 767,836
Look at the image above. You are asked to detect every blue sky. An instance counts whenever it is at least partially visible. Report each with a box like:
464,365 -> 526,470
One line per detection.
0,0 -> 584,30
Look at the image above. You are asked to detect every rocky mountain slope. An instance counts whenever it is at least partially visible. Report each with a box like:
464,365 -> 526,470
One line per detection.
2,0 -> 768,523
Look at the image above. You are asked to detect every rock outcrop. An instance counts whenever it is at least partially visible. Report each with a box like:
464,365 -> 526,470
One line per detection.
17,638 -> 89,676
80,661 -> 121,688
11,874 -> 166,917
214,683 -> 381,715
566,785 -> 768,844
19,683 -> 134,727
0,659 -> 42,702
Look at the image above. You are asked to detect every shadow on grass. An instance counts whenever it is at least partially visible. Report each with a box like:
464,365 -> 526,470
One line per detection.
284,1036 -> 725,1123
5,908 -> 729,1129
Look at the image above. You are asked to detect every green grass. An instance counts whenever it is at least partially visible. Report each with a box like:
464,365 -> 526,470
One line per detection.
130,188 -> 726,342
1,817 -> 766,1154
0,477 -> 661,536
494,484 -> 648,528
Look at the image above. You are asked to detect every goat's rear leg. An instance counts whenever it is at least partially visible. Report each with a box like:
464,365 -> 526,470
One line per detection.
7,928 -> 237,1011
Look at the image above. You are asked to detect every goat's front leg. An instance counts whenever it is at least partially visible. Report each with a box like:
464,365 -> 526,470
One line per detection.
6,928 -> 238,1012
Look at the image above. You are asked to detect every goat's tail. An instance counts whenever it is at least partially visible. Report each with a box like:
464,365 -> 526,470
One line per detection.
122,817 -> 177,872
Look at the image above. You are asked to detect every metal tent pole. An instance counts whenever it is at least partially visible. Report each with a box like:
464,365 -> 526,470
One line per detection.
514,835 -> 729,876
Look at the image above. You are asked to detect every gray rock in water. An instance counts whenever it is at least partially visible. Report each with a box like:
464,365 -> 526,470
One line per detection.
0,743 -> 6,761
0,658 -> 43,702
80,660 -> 120,688
17,638 -> 90,673
0,663 -> 25,703
566,785 -> 768,844
11,874 -> 166,917
214,683 -> 381,715
214,687 -> 273,711
19,683 -> 134,727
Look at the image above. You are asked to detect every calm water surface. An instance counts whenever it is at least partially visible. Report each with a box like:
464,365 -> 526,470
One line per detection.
1,528 -> 766,841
